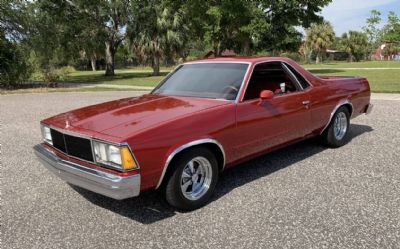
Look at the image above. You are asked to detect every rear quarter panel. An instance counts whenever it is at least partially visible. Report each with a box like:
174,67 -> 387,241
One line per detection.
309,76 -> 371,134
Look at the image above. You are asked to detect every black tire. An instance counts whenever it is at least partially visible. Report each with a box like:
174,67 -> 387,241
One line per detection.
164,147 -> 219,211
320,106 -> 350,148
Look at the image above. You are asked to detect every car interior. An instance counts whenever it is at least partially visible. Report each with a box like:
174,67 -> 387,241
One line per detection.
243,62 -> 300,101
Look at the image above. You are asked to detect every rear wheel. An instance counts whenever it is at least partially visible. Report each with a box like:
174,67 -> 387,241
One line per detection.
320,106 -> 350,148
164,147 -> 218,210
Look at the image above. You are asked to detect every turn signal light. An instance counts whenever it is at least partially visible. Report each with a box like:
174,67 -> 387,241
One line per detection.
121,147 -> 137,170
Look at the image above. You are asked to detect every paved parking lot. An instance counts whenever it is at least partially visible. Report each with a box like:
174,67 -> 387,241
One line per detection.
1,92 -> 400,249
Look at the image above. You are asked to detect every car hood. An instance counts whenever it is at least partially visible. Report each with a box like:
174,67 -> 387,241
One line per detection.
43,94 -> 230,139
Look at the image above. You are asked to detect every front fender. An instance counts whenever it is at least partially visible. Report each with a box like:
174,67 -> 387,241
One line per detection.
155,137 -> 225,189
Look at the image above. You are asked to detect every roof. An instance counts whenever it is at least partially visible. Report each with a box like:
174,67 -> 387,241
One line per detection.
184,56 -> 293,64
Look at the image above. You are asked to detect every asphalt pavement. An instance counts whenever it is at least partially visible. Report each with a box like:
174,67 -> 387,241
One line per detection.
1,92 -> 399,249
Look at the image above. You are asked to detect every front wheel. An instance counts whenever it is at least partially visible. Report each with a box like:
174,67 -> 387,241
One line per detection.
164,147 -> 219,211
320,106 -> 350,148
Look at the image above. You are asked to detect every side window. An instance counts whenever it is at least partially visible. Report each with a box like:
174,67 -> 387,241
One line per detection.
243,62 -> 300,101
284,63 -> 311,89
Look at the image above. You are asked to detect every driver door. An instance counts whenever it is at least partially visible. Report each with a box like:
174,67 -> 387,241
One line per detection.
232,62 -> 312,160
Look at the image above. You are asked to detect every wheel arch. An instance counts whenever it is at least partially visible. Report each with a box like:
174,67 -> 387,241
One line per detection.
155,138 -> 226,189
320,99 -> 353,134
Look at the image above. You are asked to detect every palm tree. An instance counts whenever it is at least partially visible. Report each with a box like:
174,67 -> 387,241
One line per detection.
341,31 -> 368,62
306,21 -> 335,64
129,1 -> 189,76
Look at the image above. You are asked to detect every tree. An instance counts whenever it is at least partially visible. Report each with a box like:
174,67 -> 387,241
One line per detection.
2,0 -> 337,82
0,29 -> 32,87
200,0 -> 257,56
74,0 -> 130,76
101,0 -> 130,76
185,0 -> 332,56
257,0 -> 332,53
306,21 -> 335,63
340,31 -> 368,62
363,10 -> 382,59
28,0 -> 131,76
128,0 -> 190,76
0,1 -> 33,87
381,12 -> 400,59
0,0 -> 30,41
382,11 -> 400,42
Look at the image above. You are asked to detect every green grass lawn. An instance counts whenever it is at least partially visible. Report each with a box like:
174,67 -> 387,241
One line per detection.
62,61 -> 399,93
2,61 -> 399,94
63,68 -> 172,87
303,60 -> 400,69
307,69 -> 399,93
303,61 -> 400,93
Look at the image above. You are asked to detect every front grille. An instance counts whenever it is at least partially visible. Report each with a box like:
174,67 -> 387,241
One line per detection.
50,129 -> 94,162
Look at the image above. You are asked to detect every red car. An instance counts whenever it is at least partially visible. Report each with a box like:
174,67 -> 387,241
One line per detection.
34,57 -> 373,210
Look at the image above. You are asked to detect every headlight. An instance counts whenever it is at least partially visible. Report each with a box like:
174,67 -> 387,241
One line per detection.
93,141 -> 138,171
41,125 -> 52,145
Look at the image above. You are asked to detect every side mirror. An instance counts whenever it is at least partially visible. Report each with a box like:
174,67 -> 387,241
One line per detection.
260,90 -> 274,100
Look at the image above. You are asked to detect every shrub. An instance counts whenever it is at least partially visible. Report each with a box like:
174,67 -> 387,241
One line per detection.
0,37 -> 32,88
280,52 -> 303,62
41,66 -> 74,87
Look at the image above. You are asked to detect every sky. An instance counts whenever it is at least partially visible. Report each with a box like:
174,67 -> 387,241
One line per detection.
320,0 -> 400,35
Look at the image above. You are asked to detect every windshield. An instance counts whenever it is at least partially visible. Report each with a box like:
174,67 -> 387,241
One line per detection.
152,63 -> 249,100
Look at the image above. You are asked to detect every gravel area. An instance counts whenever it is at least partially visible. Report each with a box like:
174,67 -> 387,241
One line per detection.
1,92 -> 400,249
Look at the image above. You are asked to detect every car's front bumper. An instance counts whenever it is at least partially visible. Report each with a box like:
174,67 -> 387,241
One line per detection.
33,144 -> 140,200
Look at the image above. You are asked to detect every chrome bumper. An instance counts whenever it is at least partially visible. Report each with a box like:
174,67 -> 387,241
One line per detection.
366,103 -> 373,115
33,144 -> 140,200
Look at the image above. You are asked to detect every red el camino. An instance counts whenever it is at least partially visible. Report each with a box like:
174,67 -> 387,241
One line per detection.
34,57 -> 373,210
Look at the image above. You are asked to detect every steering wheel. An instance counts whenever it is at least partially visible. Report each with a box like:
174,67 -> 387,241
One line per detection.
220,85 -> 239,100
223,85 -> 239,93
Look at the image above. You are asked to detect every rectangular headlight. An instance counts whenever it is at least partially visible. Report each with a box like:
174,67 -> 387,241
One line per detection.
93,141 -> 138,171
41,125 -> 53,145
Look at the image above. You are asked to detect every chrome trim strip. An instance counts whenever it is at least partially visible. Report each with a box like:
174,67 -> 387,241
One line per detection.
155,138 -> 226,189
183,61 -> 252,65
281,62 -> 304,91
34,144 -> 141,200
151,64 -> 182,94
320,99 -> 354,134
282,62 -> 312,89
235,63 -> 252,103
151,62 -> 251,103
238,60 -> 314,103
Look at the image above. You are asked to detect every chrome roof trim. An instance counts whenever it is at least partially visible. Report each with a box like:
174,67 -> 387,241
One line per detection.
238,59 -> 314,103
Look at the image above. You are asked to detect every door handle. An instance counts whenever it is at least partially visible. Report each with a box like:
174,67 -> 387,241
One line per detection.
302,100 -> 310,105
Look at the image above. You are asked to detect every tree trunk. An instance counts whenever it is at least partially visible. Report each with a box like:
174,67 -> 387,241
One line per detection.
316,51 -> 321,64
348,52 -> 353,62
152,55 -> 160,76
213,41 -> 220,57
105,42 -> 115,76
242,40 -> 251,56
90,55 -> 97,71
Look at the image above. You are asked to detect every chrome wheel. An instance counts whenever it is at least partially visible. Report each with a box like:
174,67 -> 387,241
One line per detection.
180,156 -> 212,201
333,112 -> 348,140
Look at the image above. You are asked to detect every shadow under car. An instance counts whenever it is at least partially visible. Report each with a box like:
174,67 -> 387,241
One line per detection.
70,123 -> 373,224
